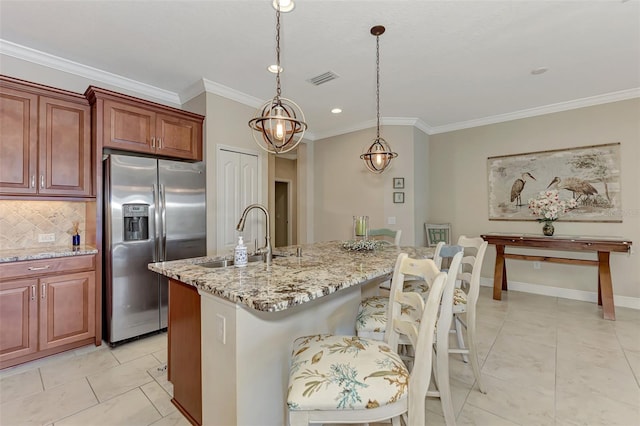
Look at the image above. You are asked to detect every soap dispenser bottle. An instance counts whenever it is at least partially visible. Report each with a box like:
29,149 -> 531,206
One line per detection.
234,236 -> 247,268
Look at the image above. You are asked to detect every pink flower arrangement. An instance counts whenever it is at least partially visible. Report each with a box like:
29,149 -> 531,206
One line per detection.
528,190 -> 577,222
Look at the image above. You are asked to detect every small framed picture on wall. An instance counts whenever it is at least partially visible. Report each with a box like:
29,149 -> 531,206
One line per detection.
393,192 -> 405,204
393,177 -> 404,189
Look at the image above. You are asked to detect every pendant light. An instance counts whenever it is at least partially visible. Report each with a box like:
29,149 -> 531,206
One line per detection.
248,1 -> 307,154
360,25 -> 397,173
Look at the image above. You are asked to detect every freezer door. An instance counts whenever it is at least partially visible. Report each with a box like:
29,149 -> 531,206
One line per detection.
158,159 -> 206,327
105,154 -> 161,343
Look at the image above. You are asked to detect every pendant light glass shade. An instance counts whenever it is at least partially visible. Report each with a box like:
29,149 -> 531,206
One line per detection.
249,2 -> 307,154
360,25 -> 397,174
249,96 -> 306,154
361,136 -> 397,173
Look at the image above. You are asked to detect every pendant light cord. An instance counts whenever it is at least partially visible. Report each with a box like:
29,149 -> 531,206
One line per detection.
376,34 -> 380,140
275,6 -> 282,99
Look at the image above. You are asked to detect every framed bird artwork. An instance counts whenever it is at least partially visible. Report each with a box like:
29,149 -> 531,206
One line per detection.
487,143 -> 622,222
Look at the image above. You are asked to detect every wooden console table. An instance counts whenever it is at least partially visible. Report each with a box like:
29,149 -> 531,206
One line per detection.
481,233 -> 632,320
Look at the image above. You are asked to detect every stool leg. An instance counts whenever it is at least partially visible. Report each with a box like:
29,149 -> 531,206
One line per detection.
467,312 -> 485,394
454,316 -> 469,363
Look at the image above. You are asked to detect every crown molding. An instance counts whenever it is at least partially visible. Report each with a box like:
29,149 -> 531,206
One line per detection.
182,77 -> 265,109
0,39 -> 181,105
383,117 -> 433,135
429,88 -> 640,134
311,117 -> 433,141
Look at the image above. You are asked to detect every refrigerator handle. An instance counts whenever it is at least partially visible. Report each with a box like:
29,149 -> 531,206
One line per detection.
160,184 -> 167,261
153,184 -> 160,262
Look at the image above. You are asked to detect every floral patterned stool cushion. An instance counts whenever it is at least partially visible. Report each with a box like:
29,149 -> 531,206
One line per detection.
287,334 -> 409,411
355,297 -> 388,339
355,296 -> 422,340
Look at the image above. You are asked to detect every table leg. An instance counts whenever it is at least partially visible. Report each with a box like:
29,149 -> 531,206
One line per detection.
597,251 -> 615,321
502,259 -> 508,291
597,273 -> 602,306
493,245 -> 506,300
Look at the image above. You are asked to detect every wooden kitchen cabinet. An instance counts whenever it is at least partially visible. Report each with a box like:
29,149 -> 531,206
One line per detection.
168,278 -> 202,425
0,279 -> 39,362
87,87 -> 203,161
0,255 -> 96,369
0,76 -> 92,198
39,271 -> 95,351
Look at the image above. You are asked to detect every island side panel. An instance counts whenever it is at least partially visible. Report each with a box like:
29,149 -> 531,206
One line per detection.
199,285 -> 362,426
168,279 -> 202,425
199,294 -> 238,426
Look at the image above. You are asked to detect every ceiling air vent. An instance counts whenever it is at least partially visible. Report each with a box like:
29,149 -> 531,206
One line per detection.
307,71 -> 339,86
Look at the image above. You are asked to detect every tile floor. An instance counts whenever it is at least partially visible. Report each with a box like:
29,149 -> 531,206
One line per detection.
1,287 -> 639,425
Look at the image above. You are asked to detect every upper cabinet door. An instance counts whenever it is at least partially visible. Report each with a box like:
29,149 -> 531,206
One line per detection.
1,77 -> 94,198
90,87 -> 204,161
103,100 -> 155,154
38,96 -> 91,197
156,113 -> 202,161
0,87 -> 38,194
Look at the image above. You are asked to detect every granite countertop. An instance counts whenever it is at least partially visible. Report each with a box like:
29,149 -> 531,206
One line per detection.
148,241 -> 433,313
0,245 -> 99,263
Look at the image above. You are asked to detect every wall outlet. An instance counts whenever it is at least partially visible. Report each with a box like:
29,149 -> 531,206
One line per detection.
38,233 -> 55,243
387,216 -> 396,225
533,261 -> 541,270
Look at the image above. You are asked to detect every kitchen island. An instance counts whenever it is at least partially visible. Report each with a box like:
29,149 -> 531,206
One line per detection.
148,241 -> 432,426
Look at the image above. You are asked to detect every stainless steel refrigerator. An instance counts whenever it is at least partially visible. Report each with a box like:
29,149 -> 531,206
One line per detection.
103,153 -> 206,345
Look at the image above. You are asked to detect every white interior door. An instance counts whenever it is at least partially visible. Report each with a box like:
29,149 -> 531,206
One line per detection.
216,148 -> 260,253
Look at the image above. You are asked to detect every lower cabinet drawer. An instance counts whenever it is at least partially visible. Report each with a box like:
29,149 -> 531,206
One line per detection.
0,255 -> 95,281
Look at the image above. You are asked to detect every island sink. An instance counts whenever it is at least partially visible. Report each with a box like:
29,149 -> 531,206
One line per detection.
197,252 -> 292,269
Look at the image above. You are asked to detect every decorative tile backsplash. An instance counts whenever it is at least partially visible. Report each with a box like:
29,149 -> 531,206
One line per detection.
0,201 -> 87,250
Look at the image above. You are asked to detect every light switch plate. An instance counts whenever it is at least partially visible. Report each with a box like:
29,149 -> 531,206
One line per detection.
387,217 -> 396,225
216,314 -> 226,344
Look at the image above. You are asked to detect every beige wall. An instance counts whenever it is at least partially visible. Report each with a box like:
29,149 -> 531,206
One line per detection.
429,99 -> 640,302
274,157 -> 298,245
413,127 -> 430,246
203,92 -> 268,255
296,141 -> 313,244
313,126 -> 425,245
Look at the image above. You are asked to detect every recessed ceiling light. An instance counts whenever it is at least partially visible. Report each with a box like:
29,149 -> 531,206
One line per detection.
267,64 -> 283,73
331,108 -> 342,114
272,0 -> 295,12
531,67 -> 548,75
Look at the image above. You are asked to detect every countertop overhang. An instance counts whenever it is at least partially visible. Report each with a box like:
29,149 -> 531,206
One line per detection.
148,241 -> 433,313
0,245 -> 99,263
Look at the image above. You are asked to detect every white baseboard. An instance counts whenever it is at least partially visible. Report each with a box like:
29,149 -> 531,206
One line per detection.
480,277 -> 640,310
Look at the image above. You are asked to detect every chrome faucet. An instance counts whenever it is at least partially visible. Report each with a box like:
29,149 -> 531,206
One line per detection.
236,203 -> 272,266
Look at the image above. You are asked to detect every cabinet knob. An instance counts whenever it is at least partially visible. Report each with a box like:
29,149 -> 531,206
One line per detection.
40,175 -> 44,189
151,137 -> 156,148
31,285 -> 36,301
31,175 -> 35,188
41,283 -> 46,299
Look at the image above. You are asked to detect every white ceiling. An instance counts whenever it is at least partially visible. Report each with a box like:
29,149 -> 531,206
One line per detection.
1,0 -> 639,140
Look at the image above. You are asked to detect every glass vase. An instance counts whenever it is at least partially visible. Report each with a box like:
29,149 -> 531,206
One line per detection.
542,221 -> 555,236
353,216 -> 369,240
